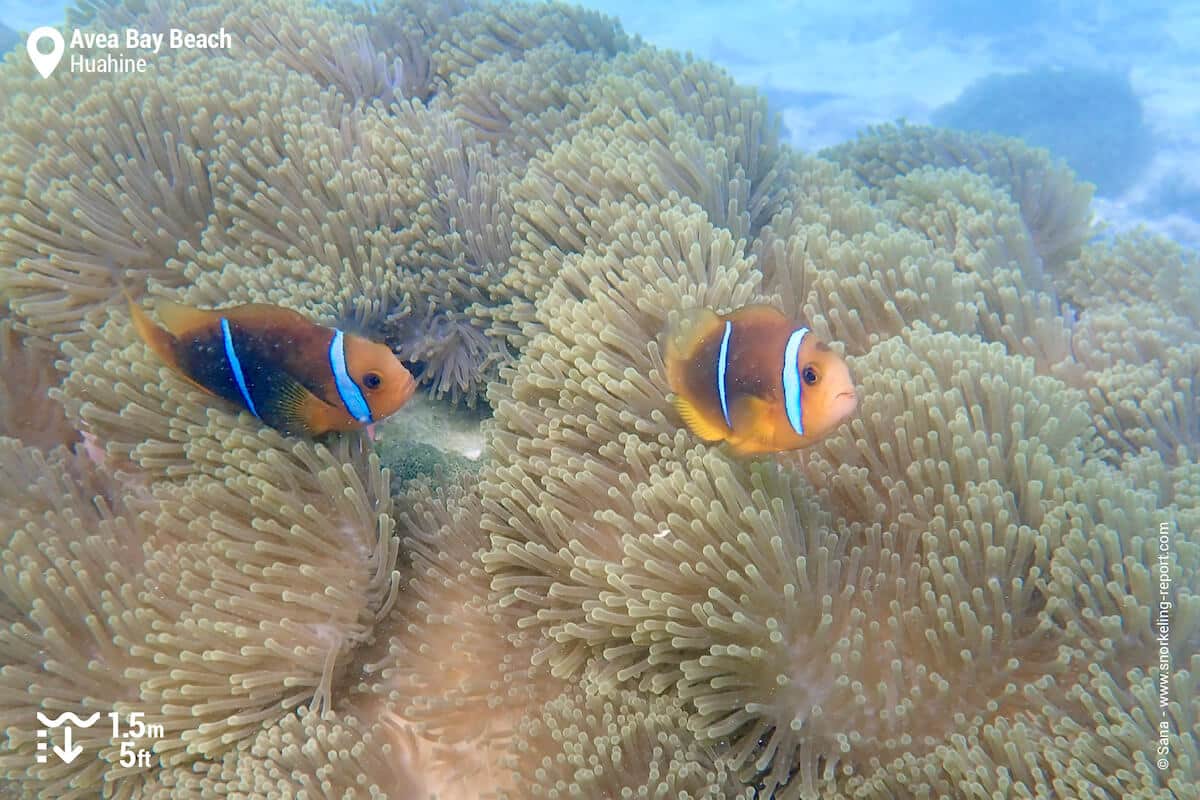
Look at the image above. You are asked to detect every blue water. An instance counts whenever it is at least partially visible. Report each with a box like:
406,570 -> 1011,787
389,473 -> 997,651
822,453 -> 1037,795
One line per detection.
5,0 -> 1197,245
577,0 -> 1199,246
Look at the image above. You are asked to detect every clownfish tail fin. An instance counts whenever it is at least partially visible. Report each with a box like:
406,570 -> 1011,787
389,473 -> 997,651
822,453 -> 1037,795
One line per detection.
127,295 -> 179,369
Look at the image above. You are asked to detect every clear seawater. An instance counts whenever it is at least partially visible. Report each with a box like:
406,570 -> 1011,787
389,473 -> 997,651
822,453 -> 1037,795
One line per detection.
4,0 -> 1198,245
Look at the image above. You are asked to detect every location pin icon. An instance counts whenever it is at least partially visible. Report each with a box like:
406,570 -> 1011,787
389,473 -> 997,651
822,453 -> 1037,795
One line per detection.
26,27 -> 65,79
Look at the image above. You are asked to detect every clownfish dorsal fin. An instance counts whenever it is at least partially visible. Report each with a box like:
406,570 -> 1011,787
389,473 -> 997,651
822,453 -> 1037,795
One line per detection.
664,308 -> 725,362
154,299 -> 220,338
128,295 -> 181,369
221,303 -> 312,330
672,395 -> 728,443
730,303 -> 790,326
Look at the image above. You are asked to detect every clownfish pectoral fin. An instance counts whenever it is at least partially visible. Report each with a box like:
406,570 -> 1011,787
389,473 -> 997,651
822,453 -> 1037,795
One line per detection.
672,395 -> 728,443
128,296 -> 181,370
254,371 -> 326,436
730,394 -> 773,427
726,395 -> 776,454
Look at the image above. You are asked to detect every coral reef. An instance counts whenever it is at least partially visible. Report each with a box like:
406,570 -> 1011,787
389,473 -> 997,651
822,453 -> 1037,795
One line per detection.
824,122 -> 1096,276
1,1 -> 1197,799
932,67 -> 1154,196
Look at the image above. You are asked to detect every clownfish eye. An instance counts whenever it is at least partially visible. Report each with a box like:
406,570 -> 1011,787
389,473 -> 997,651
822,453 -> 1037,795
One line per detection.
802,365 -> 819,386
362,371 -> 382,390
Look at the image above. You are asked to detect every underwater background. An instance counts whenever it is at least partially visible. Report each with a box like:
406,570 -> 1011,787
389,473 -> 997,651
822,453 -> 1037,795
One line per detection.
0,0 -> 1196,797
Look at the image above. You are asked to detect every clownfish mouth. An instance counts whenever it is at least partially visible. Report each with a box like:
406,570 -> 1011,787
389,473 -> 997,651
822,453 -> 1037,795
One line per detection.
833,390 -> 859,420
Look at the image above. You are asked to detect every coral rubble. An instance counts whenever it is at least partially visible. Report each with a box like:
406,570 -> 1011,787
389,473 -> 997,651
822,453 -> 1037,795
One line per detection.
0,1 -> 1196,798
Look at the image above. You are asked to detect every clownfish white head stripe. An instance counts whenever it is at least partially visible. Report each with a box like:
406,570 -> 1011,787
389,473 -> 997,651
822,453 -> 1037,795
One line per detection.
330,328 -> 373,423
781,327 -> 809,436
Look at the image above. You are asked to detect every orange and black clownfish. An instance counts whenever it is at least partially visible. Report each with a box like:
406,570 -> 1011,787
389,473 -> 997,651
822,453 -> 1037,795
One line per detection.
664,304 -> 858,455
129,298 -> 415,438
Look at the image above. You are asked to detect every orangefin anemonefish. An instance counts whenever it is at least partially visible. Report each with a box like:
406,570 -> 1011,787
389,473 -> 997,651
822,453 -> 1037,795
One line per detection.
129,298 -> 415,438
664,304 -> 857,455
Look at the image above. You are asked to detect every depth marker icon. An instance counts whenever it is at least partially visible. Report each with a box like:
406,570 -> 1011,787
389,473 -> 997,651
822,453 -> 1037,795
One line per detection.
35,712 -> 98,764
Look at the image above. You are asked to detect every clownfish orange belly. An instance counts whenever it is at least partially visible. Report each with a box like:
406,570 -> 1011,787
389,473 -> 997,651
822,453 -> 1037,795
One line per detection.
128,297 -> 415,438
663,304 -> 858,455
